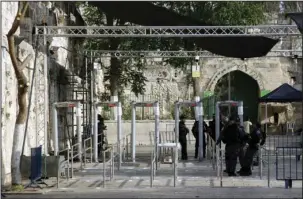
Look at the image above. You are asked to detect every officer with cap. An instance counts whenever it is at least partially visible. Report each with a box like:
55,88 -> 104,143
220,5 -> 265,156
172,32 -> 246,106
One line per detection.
218,115 -> 242,176
178,115 -> 189,160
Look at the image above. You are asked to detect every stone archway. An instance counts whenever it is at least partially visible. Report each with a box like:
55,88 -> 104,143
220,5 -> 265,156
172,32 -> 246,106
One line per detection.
205,64 -> 265,92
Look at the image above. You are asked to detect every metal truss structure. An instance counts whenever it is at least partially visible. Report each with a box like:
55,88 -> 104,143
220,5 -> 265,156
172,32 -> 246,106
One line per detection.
33,24 -> 302,156
86,50 -> 302,58
36,25 -> 301,37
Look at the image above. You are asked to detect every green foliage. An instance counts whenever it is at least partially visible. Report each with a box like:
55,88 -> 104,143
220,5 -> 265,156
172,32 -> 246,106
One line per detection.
170,104 -> 195,120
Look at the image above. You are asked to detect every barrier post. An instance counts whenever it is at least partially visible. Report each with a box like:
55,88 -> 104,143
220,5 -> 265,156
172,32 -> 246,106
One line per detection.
67,148 -> 70,181
71,147 -> 74,178
103,151 -> 106,188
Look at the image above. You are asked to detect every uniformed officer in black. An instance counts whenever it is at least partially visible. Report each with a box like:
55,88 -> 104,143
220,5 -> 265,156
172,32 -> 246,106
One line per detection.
219,115 -> 242,176
97,114 -> 107,153
192,120 -> 208,159
178,115 -> 189,160
238,122 -> 265,176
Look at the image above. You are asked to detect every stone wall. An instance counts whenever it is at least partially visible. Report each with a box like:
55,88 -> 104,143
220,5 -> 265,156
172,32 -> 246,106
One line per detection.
1,2 -> 85,185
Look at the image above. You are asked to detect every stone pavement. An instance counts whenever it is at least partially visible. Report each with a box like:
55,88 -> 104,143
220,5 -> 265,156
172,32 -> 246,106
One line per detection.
32,155 -> 301,190
6,187 -> 303,198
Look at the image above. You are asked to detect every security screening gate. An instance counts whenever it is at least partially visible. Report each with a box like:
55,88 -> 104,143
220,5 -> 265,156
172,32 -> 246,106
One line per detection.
93,101 -> 122,170
131,101 -> 160,163
171,100 -> 203,187
215,100 -> 244,177
52,101 -> 82,163
215,100 -> 244,141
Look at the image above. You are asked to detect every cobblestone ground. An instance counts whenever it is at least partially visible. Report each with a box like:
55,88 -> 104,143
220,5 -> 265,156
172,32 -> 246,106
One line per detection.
13,145 -> 301,198
6,187 -> 303,198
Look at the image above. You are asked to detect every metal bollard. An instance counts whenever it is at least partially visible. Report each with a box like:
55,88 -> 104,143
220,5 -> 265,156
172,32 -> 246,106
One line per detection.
71,147 -> 74,178
84,141 -> 86,167
259,148 -> 262,179
220,149 -> 223,187
80,144 -> 83,170
90,138 -> 93,163
103,151 -> 106,188
67,148 -> 70,181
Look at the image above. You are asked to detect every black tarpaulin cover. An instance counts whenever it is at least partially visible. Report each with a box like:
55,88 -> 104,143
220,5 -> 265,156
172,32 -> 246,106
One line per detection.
259,83 -> 302,103
89,1 -> 279,58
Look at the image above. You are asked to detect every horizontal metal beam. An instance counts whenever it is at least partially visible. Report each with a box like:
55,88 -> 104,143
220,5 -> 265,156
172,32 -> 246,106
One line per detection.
217,100 -> 240,106
86,50 -> 302,58
94,101 -> 120,107
132,101 -> 158,107
175,100 -> 199,106
35,25 -> 301,37
54,102 -> 78,108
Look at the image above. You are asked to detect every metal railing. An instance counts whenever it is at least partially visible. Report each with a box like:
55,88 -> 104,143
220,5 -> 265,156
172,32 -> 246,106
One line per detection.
206,134 -> 216,170
101,145 -> 117,188
150,148 -> 156,187
216,145 -> 224,187
83,137 -> 93,167
121,133 -> 131,161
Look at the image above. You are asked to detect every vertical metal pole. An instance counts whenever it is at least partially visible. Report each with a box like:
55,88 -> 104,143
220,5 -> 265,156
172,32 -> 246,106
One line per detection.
117,102 -> 122,170
71,147 -> 74,178
103,151 -> 106,188
89,53 -> 95,161
174,102 -> 179,187
228,73 -> 231,115
67,148 -> 70,181
131,102 -> 136,162
76,102 -> 82,169
90,138 -> 93,163
238,101 -> 244,126
154,102 -> 160,168
259,147 -> 263,179
94,104 -> 98,162
265,103 -> 270,187
52,104 -> 59,156
198,101 -> 204,161
215,102 -> 220,142
83,141 -> 86,167
43,26 -> 49,155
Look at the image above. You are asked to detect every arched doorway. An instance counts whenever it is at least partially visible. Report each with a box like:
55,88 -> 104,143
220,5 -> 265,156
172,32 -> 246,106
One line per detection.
214,70 -> 260,123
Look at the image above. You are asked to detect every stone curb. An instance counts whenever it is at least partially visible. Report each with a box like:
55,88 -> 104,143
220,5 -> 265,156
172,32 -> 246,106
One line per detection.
3,190 -> 50,195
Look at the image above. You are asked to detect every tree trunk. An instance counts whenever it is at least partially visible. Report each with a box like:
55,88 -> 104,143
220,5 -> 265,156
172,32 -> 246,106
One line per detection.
7,1 -> 29,185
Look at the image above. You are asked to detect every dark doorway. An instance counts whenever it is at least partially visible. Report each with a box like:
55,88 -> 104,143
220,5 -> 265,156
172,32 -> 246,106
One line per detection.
214,70 -> 260,123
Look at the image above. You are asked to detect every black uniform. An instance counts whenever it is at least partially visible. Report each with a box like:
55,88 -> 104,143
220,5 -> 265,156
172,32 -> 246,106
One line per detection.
97,115 -> 107,154
192,120 -> 207,159
221,121 -> 242,176
239,124 -> 265,176
179,121 -> 189,160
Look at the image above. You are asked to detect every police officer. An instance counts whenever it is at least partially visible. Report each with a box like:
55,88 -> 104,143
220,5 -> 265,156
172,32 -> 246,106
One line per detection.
179,115 -> 189,160
97,114 -> 107,153
192,120 -> 207,159
219,115 -> 242,176
238,122 -> 264,176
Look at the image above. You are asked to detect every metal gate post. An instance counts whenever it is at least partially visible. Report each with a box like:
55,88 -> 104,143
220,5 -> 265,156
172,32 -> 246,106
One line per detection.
154,102 -> 160,168
76,102 -> 82,168
52,104 -> 59,156
117,102 -> 122,170
174,102 -> 179,187
93,103 -> 98,162
238,101 -> 244,125
198,101 -> 204,161
215,102 -> 220,142
131,102 -> 136,162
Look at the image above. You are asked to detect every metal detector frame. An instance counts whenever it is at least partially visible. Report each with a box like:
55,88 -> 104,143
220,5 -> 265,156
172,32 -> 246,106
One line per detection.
174,100 -> 203,186
131,101 -> 160,163
215,100 -> 244,142
93,101 -> 122,170
52,101 -> 82,156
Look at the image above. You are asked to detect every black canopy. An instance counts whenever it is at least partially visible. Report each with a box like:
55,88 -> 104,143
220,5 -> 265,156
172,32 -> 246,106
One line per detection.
259,83 -> 302,103
89,1 -> 279,59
